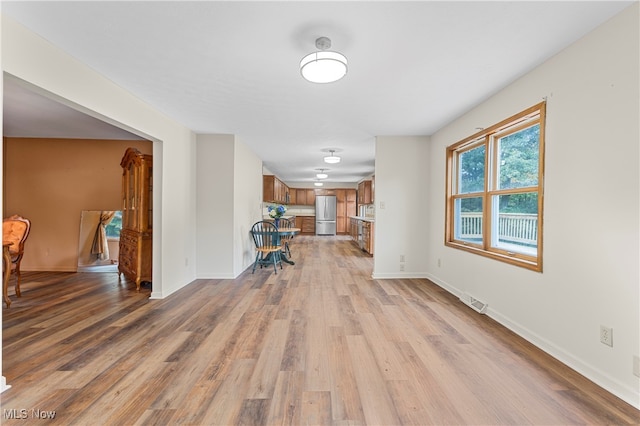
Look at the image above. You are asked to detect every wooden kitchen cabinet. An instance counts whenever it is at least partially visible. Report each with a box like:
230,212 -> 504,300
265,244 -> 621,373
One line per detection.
307,189 -> 316,205
119,147 -> 152,291
347,187 -> 357,204
263,175 -> 290,204
295,188 -> 307,205
336,189 -> 346,234
362,221 -> 374,255
357,180 -> 373,205
263,175 -> 275,202
349,217 -> 358,241
335,189 -> 357,234
294,188 -> 315,206
296,216 -> 316,234
348,217 -> 373,255
347,189 -> 357,221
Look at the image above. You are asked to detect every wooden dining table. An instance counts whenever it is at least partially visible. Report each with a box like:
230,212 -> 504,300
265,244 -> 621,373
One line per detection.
275,227 -> 300,265
256,226 -> 300,265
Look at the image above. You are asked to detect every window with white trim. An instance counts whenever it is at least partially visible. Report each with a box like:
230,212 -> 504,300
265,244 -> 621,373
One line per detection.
445,102 -> 546,271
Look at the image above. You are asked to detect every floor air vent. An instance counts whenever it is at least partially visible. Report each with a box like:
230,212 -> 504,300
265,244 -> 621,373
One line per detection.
460,292 -> 488,314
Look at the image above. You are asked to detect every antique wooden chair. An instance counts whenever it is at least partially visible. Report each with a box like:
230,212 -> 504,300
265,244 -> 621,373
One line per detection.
250,221 -> 282,274
3,214 -> 32,297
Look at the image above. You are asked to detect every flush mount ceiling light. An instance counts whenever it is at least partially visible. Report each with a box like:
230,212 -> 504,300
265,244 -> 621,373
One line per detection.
314,181 -> 324,187
316,169 -> 328,179
300,37 -> 348,84
324,150 -> 341,164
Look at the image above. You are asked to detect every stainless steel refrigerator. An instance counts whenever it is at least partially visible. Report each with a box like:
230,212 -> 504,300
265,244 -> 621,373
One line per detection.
315,195 -> 337,235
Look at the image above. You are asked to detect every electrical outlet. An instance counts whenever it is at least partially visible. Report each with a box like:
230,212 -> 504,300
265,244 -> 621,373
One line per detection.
633,356 -> 640,377
600,325 -> 613,347
399,264 -> 405,272
400,254 -> 405,262
437,258 -> 441,267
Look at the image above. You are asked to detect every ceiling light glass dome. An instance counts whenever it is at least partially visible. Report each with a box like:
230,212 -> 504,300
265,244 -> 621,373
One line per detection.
323,150 -> 341,164
301,37 -> 347,84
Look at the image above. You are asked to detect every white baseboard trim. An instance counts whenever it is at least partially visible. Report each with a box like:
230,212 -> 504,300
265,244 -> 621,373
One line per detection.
195,274 -> 237,279
371,272 -> 430,279
487,308 -> 640,410
149,290 -> 164,299
424,273 -> 462,299
24,267 -> 76,272
1,376 -> 11,393
425,273 -> 640,410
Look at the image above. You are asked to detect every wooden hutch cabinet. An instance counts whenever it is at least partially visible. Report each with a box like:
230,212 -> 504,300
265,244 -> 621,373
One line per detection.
118,148 -> 152,291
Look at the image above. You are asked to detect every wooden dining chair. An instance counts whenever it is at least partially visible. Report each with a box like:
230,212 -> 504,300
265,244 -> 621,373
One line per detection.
250,221 -> 282,274
3,214 -> 32,297
278,218 -> 294,259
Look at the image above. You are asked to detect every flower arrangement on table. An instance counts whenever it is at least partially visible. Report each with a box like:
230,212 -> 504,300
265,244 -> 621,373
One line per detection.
267,204 -> 287,227
268,204 -> 287,220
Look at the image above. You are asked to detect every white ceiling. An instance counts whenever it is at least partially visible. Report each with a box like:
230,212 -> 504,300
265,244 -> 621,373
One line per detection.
2,1 -> 633,184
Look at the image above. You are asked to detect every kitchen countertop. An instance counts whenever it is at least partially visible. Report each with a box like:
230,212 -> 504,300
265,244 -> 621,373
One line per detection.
263,214 -> 315,220
263,215 -> 296,220
350,216 -> 375,223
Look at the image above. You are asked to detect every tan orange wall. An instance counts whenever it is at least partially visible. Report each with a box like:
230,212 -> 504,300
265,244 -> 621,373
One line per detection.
3,138 -> 152,271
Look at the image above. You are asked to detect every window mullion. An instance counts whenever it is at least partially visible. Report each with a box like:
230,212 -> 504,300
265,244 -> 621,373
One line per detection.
482,135 -> 491,250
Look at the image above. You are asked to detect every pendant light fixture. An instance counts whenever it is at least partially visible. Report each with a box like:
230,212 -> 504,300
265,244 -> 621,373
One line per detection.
324,150 -> 341,164
316,169 -> 328,179
300,37 -> 348,84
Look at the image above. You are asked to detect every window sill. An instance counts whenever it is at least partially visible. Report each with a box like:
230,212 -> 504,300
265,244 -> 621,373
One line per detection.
445,240 -> 542,272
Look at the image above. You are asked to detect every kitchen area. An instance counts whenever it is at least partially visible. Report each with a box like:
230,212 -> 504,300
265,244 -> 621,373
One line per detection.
263,174 -> 375,255
349,179 -> 375,255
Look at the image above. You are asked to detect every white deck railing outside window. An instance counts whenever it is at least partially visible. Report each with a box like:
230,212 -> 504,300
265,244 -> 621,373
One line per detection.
459,212 -> 538,247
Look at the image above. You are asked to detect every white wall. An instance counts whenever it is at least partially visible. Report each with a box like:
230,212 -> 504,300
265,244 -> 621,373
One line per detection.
426,4 -> 639,407
196,134 -> 263,278
373,136 -> 430,278
233,137 -> 264,276
196,134 -> 235,278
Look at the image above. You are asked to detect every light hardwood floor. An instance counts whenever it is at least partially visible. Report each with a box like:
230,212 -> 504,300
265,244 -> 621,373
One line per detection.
2,235 -> 639,425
